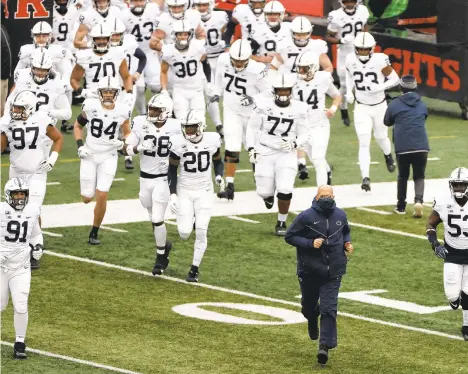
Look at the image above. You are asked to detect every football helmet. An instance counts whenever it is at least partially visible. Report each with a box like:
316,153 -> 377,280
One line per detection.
173,20 -> 193,50
10,91 -> 38,121
229,39 -> 252,72
167,0 -> 188,20
354,32 -> 376,62
5,178 -> 29,211
147,94 -> 174,126
110,18 -> 126,47
93,0 -> 111,14
271,72 -> 296,106
263,1 -> 285,28
54,0 -> 68,12
89,23 -> 112,53
181,110 -> 205,143
449,167 -> 468,200
339,0 -> 361,15
31,49 -> 53,84
249,0 -> 266,16
130,0 -> 146,15
193,0 -> 213,22
31,21 -> 53,48
97,76 -> 120,107
290,16 -> 312,47
296,50 -> 319,81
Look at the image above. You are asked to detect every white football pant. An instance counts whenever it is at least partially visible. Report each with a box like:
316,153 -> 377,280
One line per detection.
444,262 -> 468,302
223,106 -> 249,152
255,151 -> 297,199
80,152 -> 118,198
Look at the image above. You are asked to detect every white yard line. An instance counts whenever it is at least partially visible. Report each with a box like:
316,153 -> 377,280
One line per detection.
357,161 -> 380,165
427,157 -> 440,161
348,221 -> 427,240
164,220 -> 177,226
0,341 -> 142,374
46,182 -> 61,186
356,207 -> 392,215
41,230 -> 63,238
43,250 -> 463,341
227,216 -> 260,224
113,178 -> 126,182
423,203 -> 433,208
236,169 -> 252,173
100,226 -> 128,233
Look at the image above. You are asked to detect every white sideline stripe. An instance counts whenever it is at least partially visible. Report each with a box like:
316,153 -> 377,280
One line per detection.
423,203 -> 433,208
43,250 -> 463,341
0,341 -> 142,374
290,211 -> 302,215
46,182 -> 61,186
41,230 -> 63,237
236,169 -> 252,173
357,161 -> 380,165
427,157 -> 440,161
348,221 -> 427,240
100,225 -> 128,233
164,220 -> 177,226
227,216 -> 260,224
356,207 -> 392,215
113,178 -> 126,182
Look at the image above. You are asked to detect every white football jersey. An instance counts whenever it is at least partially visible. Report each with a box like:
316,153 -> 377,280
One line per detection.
13,68 -> 68,112
53,5 -> 80,51
327,5 -> 369,53
119,34 -> 139,76
0,201 -> 41,270
157,9 -> 202,44
16,44 -> 74,75
0,111 -> 55,174
127,116 -> 181,176
246,97 -> 310,155
161,39 -> 206,89
201,11 -> 229,58
120,3 -> 161,52
76,47 -> 126,90
81,98 -> 131,152
345,52 -> 391,105
215,52 -> 269,114
171,132 -> 221,190
232,4 -> 265,38
252,22 -> 291,56
277,38 -> 328,73
293,71 -> 334,112
78,6 -> 120,31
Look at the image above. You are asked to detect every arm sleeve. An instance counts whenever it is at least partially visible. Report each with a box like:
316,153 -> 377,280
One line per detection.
382,69 -> 399,90
133,47 -> 147,74
168,154 -> 179,194
245,108 -> 262,150
222,17 -> 237,46
213,148 -> 224,176
284,212 -> 314,248
202,59 -> 211,82
49,93 -> 72,120
250,38 -> 261,55
326,82 -> 340,98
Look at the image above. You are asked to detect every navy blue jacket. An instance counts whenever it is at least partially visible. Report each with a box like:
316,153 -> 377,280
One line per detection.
383,92 -> 429,154
285,199 -> 351,279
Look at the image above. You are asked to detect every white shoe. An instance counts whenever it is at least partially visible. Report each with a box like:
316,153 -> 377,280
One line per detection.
413,202 -> 423,218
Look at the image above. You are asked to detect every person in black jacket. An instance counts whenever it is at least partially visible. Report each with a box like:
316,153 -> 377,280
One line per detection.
285,185 -> 354,366
384,75 -> 429,217
1,2 -> 12,116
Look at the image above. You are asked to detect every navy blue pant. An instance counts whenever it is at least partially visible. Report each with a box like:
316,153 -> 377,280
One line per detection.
298,273 -> 342,348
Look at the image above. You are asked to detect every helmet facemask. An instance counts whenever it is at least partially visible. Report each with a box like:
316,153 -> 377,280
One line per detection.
292,31 -> 310,47
340,0 -> 359,14
450,181 -> 468,200
195,2 -> 212,21
182,123 -> 203,142
274,87 -> 292,107
249,0 -> 265,16
93,36 -> 110,53
169,4 -> 185,20
33,33 -> 51,48
110,32 -> 124,47
10,105 -> 30,121
355,46 -> 373,62
31,66 -> 51,84
147,106 -> 169,127
130,0 -> 146,15
6,190 -> 29,211
174,31 -> 192,50
99,88 -> 119,108
94,0 -> 110,15
297,64 -> 317,81
230,57 -> 249,72
265,12 -> 282,28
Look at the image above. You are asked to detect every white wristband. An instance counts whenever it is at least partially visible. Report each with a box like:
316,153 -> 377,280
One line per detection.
48,151 -> 59,166
330,105 -> 338,113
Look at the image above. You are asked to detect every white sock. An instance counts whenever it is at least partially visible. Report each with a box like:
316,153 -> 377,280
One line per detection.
192,228 -> 207,267
358,134 -> 371,179
325,162 -> 331,173
14,311 -> 28,343
153,224 -> 167,251
463,309 -> 468,326
339,86 -> 347,110
226,177 -> 234,184
135,86 -> 146,115
278,213 -> 288,222
375,137 -> 392,156
298,158 -> 306,166
125,156 -> 132,161
312,159 -> 327,186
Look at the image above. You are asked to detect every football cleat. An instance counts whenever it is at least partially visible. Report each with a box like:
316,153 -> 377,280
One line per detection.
384,154 -> 395,173
340,109 -> 350,126
186,265 -> 199,283
60,121 -> 73,133
88,233 -> 100,245
449,297 -> 460,310
152,241 -> 172,275
264,196 -> 274,209
317,344 -> 329,365
413,202 -> 423,218
217,182 -> 234,200
462,326 -> 468,341
393,206 -> 406,215
275,221 -> 287,236
13,342 -> 27,359
125,158 -> 134,170
361,177 -> 371,192
298,164 -> 309,180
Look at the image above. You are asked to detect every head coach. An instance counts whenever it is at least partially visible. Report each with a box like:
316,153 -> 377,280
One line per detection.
285,185 -> 354,366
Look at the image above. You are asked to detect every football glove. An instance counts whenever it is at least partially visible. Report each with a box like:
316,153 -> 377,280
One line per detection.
77,146 -> 91,159
240,94 -> 254,106
215,175 -> 225,191
434,245 -> 448,259
124,92 -> 134,107
248,147 -> 257,164
137,139 -> 155,152
208,95 -> 220,105
112,139 -> 125,151
160,89 -> 170,97
38,159 -> 54,172
31,244 -> 44,260
281,139 -> 297,152
169,194 -> 179,214
80,88 -> 98,99
216,124 -> 224,139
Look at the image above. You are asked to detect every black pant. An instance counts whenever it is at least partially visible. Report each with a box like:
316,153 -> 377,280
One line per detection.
298,273 -> 342,349
396,152 -> 428,207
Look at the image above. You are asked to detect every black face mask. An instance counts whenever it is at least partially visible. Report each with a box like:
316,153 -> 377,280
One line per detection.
317,197 -> 335,212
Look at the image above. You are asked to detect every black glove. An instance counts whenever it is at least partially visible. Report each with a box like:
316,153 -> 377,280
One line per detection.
216,124 -> 224,139
209,95 -> 220,104
434,245 -> 448,259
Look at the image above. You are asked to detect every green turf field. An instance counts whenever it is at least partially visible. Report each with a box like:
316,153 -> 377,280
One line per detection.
1,97 -> 467,373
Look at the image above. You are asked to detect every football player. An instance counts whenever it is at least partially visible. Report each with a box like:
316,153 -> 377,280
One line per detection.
120,0 -> 161,97
426,167 -> 468,341
193,0 -> 229,135
1,91 -> 64,266
211,39 -> 270,200
345,32 -> 399,192
1,178 -> 44,359
168,110 -> 224,282
125,94 -> 181,275
74,0 -> 120,49
71,23 -> 133,107
73,77 -> 131,245
156,20 -> 207,119
223,0 -> 265,43
326,0 -> 369,126
53,0 -> 80,52
294,51 -> 341,186
246,72 -> 310,235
